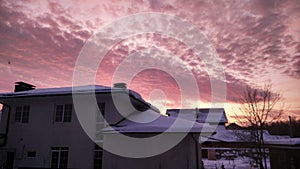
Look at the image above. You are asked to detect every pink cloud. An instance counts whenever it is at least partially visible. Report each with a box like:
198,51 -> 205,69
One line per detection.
0,0 -> 299,117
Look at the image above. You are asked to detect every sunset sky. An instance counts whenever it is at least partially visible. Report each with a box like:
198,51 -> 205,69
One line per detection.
0,0 -> 299,122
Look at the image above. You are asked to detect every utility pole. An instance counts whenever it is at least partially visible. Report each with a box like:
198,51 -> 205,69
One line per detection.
289,116 -> 294,138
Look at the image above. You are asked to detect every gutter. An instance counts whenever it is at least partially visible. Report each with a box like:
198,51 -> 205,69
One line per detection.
0,102 -> 11,147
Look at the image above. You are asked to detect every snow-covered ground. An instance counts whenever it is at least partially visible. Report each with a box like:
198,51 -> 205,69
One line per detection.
203,157 -> 270,169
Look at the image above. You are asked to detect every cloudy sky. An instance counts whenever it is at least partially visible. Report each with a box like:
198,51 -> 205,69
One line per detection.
0,0 -> 299,122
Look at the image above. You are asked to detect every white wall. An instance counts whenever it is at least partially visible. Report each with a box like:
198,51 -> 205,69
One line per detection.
0,95 -> 103,168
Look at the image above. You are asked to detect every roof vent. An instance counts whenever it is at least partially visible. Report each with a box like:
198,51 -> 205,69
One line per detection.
113,83 -> 127,89
14,82 -> 36,92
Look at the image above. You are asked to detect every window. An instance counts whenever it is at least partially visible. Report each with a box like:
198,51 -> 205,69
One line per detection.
93,144 -> 103,169
15,105 -> 30,123
55,104 -> 72,122
27,151 -> 36,158
51,147 -> 68,168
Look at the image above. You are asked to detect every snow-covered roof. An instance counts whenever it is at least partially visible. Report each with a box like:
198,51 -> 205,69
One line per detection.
202,126 -> 292,144
265,137 -> 300,146
166,108 -> 228,124
203,128 -> 260,142
0,85 -> 144,102
102,109 -> 215,133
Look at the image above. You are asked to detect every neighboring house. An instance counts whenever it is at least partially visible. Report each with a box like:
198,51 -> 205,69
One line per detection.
167,108 -> 300,168
225,123 -> 244,130
166,108 -> 228,160
265,138 -> 300,169
204,122 -> 300,168
0,82 -> 211,169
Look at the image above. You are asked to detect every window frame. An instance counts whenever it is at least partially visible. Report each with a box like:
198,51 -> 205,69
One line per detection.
93,144 -> 103,169
14,105 -> 30,123
27,151 -> 36,158
51,147 -> 69,168
54,104 -> 73,123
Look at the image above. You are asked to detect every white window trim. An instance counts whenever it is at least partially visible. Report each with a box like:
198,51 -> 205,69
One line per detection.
51,147 -> 69,168
54,104 -> 72,123
14,105 -> 30,123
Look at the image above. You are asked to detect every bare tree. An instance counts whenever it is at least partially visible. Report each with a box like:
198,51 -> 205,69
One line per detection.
235,82 -> 284,169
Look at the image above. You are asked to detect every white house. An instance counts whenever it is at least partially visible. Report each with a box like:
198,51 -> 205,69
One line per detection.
0,82 -> 213,169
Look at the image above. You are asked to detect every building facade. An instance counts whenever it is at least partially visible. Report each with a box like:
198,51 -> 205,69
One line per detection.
0,82 -> 208,169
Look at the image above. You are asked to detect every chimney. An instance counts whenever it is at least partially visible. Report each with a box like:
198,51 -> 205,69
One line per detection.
195,107 -> 199,119
14,82 -> 36,92
113,83 -> 127,89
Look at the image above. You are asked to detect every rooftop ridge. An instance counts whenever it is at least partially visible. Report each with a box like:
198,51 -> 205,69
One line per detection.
0,84 -> 142,100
